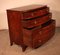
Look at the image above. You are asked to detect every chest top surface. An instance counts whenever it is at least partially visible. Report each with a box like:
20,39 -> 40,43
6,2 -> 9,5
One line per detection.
7,4 -> 47,12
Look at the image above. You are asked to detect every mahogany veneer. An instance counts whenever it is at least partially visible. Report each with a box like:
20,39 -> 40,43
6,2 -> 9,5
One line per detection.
6,5 -> 55,51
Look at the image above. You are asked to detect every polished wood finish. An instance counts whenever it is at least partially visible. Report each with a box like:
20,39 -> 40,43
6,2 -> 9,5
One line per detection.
6,5 -> 55,51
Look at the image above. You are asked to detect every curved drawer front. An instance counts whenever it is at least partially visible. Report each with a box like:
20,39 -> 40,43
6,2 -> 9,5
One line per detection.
22,13 -> 51,28
22,7 -> 49,19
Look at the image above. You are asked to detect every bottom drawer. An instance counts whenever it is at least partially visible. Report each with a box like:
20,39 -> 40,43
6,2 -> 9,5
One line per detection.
33,30 -> 55,48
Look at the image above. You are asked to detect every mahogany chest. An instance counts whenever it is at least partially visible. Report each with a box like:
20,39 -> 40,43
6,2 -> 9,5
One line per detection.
6,5 -> 55,51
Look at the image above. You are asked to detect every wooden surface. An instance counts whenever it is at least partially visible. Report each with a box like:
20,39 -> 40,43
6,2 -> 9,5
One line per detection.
8,5 -> 47,12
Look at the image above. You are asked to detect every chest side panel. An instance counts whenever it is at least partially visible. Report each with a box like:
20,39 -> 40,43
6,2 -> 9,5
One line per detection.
7,10 -> 23,45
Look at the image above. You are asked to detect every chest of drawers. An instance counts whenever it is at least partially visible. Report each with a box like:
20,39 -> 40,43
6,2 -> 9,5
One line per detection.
6,5 -> 55,51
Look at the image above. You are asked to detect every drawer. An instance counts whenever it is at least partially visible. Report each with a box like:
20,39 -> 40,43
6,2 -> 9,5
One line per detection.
22,7 -> 49,19
33,29 -> 55,48
22,13 -> 51,28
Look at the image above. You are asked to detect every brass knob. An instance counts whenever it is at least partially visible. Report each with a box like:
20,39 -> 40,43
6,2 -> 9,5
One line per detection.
32,13 -> 34,16
34,21 -> 37,24
39,31 -> 42,34
49,13 -> 52,18
46,8 -> 49,12
39,40 -> 41,42
39,25 -> 41,28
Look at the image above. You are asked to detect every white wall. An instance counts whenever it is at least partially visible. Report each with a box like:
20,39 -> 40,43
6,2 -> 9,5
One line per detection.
0,0 -> 60,29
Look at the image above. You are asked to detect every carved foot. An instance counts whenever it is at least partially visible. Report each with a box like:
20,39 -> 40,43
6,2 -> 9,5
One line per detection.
22,45 -> 27,52
10,42 -> 13,46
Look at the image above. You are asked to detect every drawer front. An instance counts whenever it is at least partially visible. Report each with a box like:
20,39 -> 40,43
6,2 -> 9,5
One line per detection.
33,29 -> 55,48
32,19 -> 55,48
23,7 -> 49,19
23,13 -> 51,28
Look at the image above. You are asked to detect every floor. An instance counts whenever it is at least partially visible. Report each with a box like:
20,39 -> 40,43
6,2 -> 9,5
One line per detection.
0,28 -> 60,55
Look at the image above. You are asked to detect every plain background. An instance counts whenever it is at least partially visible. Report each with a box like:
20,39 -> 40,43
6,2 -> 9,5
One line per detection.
0,0 -> 60,30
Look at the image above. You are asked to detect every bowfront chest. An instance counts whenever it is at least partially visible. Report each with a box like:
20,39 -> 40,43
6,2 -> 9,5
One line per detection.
7,5 -> 55,51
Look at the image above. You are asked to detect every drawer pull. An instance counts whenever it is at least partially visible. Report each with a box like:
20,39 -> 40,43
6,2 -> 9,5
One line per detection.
39,31 -> 42,34
39,40 -> 41,42
39,25 -> 42,28
31,13 -> 34,16
34,21 -> 37,24
46,8 -> 49,12
47,9 -> 49,12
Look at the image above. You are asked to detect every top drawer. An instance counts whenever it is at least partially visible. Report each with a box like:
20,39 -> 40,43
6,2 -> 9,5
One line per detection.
22,7 -> 49,19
